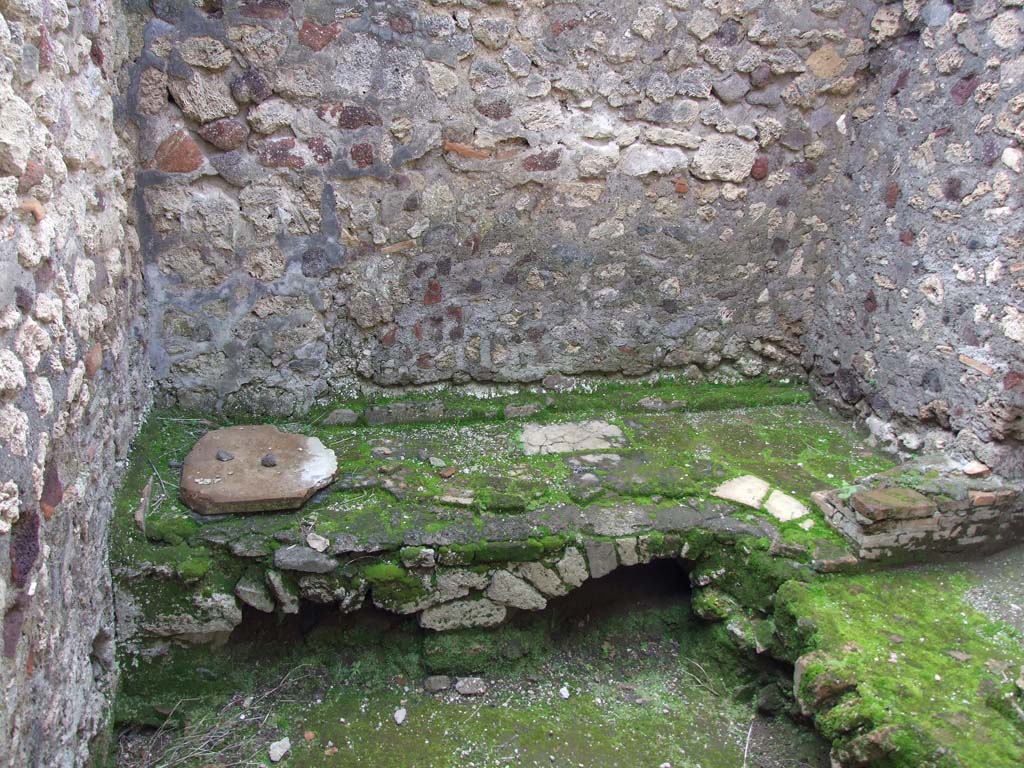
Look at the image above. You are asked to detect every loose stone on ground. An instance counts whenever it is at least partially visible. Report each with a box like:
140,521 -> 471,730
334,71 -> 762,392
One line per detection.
455,677 -> 487,696
268,737 -> 290,762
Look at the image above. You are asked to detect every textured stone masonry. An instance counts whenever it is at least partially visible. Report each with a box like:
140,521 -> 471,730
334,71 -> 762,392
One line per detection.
133,0 -> 893,414
2,0 -> 1023,763
0,0 -> 150,763
813,455 -> 1024,560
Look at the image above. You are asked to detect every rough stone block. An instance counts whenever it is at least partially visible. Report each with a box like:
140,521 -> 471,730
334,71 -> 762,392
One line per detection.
584,540 -> 618,579
850,487 -> 937,522
486,570 -> 547,610
179,425 -> 338,515
419,598 -> 507,631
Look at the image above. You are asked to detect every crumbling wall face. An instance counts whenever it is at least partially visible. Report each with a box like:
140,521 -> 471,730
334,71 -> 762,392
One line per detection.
0,0 -> 149,763
133,0 -> 887,414
810,2 -> 1023,478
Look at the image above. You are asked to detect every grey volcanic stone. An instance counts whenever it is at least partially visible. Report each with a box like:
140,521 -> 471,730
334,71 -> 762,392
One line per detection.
713,73 -> 750,103
266,570 -> 300,613
234,575 -> 275,612
364,400 -> 445,426
516,562 -> 568,597
585,540 -> 618,579
423,675 -> 451,692
419,598 -> 507,630
455,677 -> 487,696
504,403 -> 542,419
486,570 -> 547,610
274,546 -> 338,573
556,547 -> 589,587
323,408 -> 359,426
140,593 -> 242,643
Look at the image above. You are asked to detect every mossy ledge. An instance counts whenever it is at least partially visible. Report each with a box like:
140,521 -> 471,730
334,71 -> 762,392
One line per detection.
111,380 -> 1023,766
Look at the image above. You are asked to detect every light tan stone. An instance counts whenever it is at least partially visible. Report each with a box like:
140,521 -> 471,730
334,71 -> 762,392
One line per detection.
179,425 -> 338,515
806,45 -> 846,79
713,475 -> 770,509
765,490 -> 810,522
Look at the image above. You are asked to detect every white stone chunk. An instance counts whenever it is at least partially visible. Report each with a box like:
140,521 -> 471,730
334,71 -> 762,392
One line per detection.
419,598 -> 506,631
712,475 -> 770,509
486,570 -> 547,610
555,547 -> 589,588
619,144 -> 688,176
765,490 -> 810,522
268,737 -> 291,763
1001,147 -> 1022,174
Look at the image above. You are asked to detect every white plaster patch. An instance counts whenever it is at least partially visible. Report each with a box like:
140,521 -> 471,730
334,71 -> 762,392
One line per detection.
298,434 -> 339,486
521,420 -> 625,455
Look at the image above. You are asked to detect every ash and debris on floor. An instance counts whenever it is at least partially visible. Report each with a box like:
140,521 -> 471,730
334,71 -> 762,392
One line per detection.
963,543 -> 1024,635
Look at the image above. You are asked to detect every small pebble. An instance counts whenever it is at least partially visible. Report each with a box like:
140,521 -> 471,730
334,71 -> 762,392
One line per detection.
268,736 -> 291,763
455,677 -> 487,696
216,449 -> 234,462
261,453 -> 277,467
423,675 -> 452,692
559,686 -> 570,699
394,707 -> 407,725
307,532 -> 330,552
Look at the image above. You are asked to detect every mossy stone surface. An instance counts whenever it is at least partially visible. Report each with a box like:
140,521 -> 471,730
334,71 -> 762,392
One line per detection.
774,568 -> 1024,767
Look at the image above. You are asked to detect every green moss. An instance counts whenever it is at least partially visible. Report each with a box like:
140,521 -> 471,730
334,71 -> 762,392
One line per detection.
315,377 -> 811,429
422,625 -> 544,675
440,539 -> 549,564
774,570 -> 1024,766
691,542 -> 810,611
364,562 -> 408,583
175,549 -> 213,581
815,694 -> 884,741
143,508 -> 199,545
691,588 -> 740,621
363,561 -> 429,608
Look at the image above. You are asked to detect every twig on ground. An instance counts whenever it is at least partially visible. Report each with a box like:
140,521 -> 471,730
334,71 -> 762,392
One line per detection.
680,659 -> 726,698
741,717 -> 755,768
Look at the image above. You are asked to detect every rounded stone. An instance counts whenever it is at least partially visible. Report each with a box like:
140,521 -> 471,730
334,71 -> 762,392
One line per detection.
179,425 -> 338,514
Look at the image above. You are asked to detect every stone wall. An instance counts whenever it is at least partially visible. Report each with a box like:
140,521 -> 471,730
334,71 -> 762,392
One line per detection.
0,0 -> 149,763
133,0 -> 895,414
809,1 -> 1024,478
